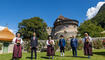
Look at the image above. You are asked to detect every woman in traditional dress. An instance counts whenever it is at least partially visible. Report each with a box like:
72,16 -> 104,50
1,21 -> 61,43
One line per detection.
83,33 -> 93,59
46,35 -> 55,59
12,32 -> 23,60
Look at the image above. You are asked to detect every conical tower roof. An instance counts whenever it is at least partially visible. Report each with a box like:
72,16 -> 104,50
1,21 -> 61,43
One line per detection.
0,27 -> 15,42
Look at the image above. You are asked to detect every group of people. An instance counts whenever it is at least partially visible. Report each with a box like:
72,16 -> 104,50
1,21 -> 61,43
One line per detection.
12,32 -> 93,60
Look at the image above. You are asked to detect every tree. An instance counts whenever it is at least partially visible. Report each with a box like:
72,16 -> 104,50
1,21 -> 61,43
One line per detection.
78,20 -> 104,37
18,17 -> 48,40
91,11 -> 105,29
78,4 -> 105,37
90,4 -> 105,29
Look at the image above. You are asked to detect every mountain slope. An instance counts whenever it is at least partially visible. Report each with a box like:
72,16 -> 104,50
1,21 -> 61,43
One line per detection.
98,4 -> 105,13
90,3 -> 105,29
78,3 -> 105,37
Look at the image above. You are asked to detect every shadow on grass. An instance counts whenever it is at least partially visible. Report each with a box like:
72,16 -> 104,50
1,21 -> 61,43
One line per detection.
26,57 -> 36,59
55,55 -> 88,58
40,56 -> 50,59
76,56 -> 88,58
10,58 -> 20,60
63,56 -> 88,58
93,51 -> 105,56
10,59 -> 12,60
40,55 -> 59,59
26,57 -> 31,59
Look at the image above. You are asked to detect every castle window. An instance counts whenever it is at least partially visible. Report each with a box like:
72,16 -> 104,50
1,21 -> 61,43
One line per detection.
57,19 -> 60,22
74,25 -> 76,28
66,25 -> 69,27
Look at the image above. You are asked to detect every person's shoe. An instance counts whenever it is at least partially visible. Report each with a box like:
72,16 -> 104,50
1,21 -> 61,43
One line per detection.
31,58 -> 33,60
63,53 -> 65,56
31,57 -> 33,60
13,58 -> 15,60
52,56 -> 54,59
75,55 -> 77,57
35,58 -> 37,60
61,53 -> 62,56
49,56 -> 50,59
88,56 -> 90,59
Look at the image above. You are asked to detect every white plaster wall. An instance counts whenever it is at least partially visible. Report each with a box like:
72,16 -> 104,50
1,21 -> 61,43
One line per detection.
0,43 -> 3,54
8,44 -> 14,53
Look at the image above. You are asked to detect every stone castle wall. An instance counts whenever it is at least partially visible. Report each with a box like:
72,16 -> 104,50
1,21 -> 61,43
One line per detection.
54,24 -> 78,34
53,24 -> 78,39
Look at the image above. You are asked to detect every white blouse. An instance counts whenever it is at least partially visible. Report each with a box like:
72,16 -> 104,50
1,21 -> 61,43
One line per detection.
46,40 -> 55,45
12,37 -> 23,44
83,36 -> 92,43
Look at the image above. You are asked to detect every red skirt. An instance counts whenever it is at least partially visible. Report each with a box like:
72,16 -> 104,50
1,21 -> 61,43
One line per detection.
13,44 -> 22,58
84,42 -> 93,56
47,45 -> 55,56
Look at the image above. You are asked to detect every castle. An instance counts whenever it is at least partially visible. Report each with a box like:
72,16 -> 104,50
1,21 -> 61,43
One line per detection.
47,15 -> 79,39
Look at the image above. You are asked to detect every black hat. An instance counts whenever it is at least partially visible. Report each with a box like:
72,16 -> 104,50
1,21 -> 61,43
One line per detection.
48,35 -> 53,39
60,35 -> 64,37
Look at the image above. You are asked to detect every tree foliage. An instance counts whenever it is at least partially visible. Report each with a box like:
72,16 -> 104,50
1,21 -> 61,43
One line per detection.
78,4 -> 105,37
18,17 -> 48,40
91,11 -> 105,29
78,20 -> 104,37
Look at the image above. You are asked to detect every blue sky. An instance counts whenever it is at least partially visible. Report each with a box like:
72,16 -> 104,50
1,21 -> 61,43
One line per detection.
0,0 -> 104,32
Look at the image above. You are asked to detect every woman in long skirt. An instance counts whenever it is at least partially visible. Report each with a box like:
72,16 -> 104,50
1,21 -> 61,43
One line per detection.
12,32 -> 23,60
46,35 -> 55,59
83,33 -> 93,59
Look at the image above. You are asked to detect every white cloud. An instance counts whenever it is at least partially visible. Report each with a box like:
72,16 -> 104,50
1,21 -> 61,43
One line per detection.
0,26 -> 16,34
86,2 -> 105,19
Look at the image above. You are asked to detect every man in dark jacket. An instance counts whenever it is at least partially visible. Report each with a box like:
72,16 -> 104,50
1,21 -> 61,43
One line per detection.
58,35 -> 66,56
30,32 -> 38,60
70,35 -> 78,57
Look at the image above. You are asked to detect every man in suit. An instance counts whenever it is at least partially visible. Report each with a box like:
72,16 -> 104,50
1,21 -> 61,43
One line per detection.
30,32 -> 38,60
70,35 -> 78,57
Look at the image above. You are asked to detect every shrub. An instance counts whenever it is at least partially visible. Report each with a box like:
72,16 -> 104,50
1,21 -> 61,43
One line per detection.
65,40 -> 71,51
54,39 -> 71,51
102,39 -> 105,47
77,40 -> 83,50
38,41 -> 46,52
93,39 -> 103,49
23,39 -> 31,52
0,44 -> 2,50
54,40 -> 59,51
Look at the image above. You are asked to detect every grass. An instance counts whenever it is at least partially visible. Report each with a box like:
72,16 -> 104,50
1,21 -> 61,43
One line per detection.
0,49 -> 105,60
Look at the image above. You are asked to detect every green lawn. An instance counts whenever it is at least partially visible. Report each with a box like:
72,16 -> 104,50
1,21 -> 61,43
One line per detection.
0,49 -> 105,60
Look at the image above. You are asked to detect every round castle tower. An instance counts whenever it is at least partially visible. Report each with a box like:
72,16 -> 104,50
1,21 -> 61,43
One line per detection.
52,15 -> 79,39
